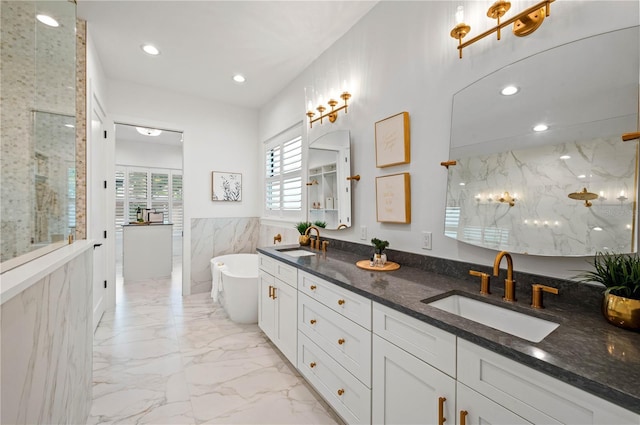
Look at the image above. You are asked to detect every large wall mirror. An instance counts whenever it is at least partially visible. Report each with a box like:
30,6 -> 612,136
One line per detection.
307,130 -> 352,230
446,27 -> 639,256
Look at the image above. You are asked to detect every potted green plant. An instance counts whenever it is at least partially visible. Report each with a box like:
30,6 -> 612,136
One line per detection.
371,238 -> 390,267
295,221 -> 312,246
575,251 -> 640,330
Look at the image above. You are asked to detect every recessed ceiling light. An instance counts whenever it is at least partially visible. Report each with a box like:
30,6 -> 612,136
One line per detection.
36,14 -> 59,27
141,44 -> 160,56
501,85 -> 519,96
459,182 -> 465,186
593,227 -> 603,231
136,127 -> 162,137
533,124 -> 548,132
233,74 -> 246,83
559,155 -> 571,160
64,124 -> 75,128
577,174 -> 586,179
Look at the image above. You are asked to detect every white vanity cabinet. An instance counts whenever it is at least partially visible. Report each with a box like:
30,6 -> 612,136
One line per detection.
457,339 -> 640,425
372,303 -> 456,425
297,270 -> 372,424
257,255 -> 297,365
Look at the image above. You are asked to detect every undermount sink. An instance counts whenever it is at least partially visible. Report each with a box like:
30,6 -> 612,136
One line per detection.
277,249 -> 316,258
424,294 -> 559,343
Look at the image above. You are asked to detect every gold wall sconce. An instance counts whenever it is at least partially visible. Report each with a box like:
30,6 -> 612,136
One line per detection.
568,188 -> 598,207
450,0 -> 555,59
498,191 -> 516,207
306,91 -> 352,128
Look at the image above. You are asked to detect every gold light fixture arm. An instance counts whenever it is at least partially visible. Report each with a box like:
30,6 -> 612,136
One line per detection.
308,91 -> 351,128
454,0 -> 554,58
622,132 -> 640,142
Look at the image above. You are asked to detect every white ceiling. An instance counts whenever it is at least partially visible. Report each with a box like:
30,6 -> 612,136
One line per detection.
77,1 -> 377,110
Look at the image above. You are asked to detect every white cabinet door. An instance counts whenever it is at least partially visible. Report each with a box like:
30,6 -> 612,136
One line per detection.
372,335 -> 455,425
457,383 -> 532,425
258,271 -> 275,340
273,280 -> 297,365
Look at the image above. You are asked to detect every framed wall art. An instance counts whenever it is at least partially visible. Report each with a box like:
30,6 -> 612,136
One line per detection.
211,171 -> 242,201
375,111 -> 410,168
375,173 -> 411,223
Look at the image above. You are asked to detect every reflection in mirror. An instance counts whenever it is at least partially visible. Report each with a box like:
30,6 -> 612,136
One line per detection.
308,130 -> 351,229
446,27 -> 639,256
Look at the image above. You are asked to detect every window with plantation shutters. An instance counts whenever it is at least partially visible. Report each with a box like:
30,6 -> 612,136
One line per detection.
115,167 -> 183,236
265,126 -> 302,217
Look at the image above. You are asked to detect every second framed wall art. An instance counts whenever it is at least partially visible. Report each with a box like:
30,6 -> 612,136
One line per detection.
376,173 -> 411,223
211,171 -> 242,201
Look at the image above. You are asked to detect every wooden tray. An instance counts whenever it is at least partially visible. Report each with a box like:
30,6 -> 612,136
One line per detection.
355,260 -> 400,272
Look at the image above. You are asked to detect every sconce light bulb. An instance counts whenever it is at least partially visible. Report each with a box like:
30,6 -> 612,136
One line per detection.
342,80 -> 349,92
533,123 -> 549,132
455,5 -> 465,24
307,101 -> 313,112
620,190 -> 626,197
318,95 -> 324,106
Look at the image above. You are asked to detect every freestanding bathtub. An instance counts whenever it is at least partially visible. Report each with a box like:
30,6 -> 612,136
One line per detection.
210,253 -> 259,324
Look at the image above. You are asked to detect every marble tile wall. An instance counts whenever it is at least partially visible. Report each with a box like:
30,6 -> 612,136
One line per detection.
190,217 -> 260,294
1,0 -> 79,261
1,248 -> 93,424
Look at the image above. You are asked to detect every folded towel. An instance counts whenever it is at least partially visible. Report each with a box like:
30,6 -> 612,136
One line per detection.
211,262 -> 227,302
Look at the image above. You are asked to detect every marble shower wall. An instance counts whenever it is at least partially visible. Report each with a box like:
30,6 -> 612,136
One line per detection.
1,1 -> 78,262
190,217 -> 260,294
1,248 -> 93,424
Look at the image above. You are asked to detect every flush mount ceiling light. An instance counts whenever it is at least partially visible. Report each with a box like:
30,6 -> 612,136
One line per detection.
501,85 -> 519,96
136,127 -> 162,137
141,44 -> 160,56
36,14 -> 59,27
533,123 -> 548,132
232,74 -> 246,83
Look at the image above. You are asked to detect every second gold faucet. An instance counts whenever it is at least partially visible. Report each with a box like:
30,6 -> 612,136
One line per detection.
493,251 -> 516,302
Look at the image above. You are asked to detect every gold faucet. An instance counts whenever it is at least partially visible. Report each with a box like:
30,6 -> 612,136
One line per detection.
531,284 -> 559,309
469,270 -> 491,295
493,251 -> 516,302
305,225 -> 321,250
273,233 -> 282,244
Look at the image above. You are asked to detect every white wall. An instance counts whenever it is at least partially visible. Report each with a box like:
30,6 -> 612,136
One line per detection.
258,1 -> 640,280
115,139 -> 182,170
107,79 -> 259,294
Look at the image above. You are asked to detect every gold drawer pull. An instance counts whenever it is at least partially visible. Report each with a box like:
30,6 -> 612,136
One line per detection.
337,299 -> 345,306
459,410 -> 468,425
338,338 -> 345,345
310,319 -> 317,325
310,285 -> 317,290
337,389 -> 345,396
268,285 -> 273,298
272,287 -> 277,299
438,397 -> 446,425
310,362 -> 316,368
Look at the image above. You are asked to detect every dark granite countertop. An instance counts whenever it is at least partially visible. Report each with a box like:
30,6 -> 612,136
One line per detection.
257,245 -> 640,415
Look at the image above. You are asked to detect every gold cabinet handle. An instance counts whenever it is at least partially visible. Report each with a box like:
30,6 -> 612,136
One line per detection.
268,285 -> 273,299
337,389 -> 345,396
310,319 -> 317,325
337,299 -> 345,306
272,287 -> 277,299
309,362 -> 316,368
438,397 -> 446,425
459,410 -> 468,425
310,285 -> 317,290
338,338 -> 345,345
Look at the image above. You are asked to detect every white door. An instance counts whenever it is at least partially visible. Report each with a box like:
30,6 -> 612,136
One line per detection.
90,101 -> 108,331
372,335 -> 455,425
273,281 -> 297,364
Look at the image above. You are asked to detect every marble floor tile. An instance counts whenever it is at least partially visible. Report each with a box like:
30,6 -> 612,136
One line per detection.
89,259 -> 342,425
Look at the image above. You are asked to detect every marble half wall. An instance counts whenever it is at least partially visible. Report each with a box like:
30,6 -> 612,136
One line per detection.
1,248 -> 93,424
190,217 -> 260,294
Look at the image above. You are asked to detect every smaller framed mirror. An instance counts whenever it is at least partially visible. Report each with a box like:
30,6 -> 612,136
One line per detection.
308,130 -> 352,229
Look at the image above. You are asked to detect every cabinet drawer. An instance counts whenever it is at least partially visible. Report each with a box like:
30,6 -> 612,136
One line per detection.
258,254 -> 275,275
298,331 -> 371,425
458,339 -> 640,424
299,292 -> 371,386
275,260 -> 297,288
373,302 -> 456,378
298,270 -> 372,329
